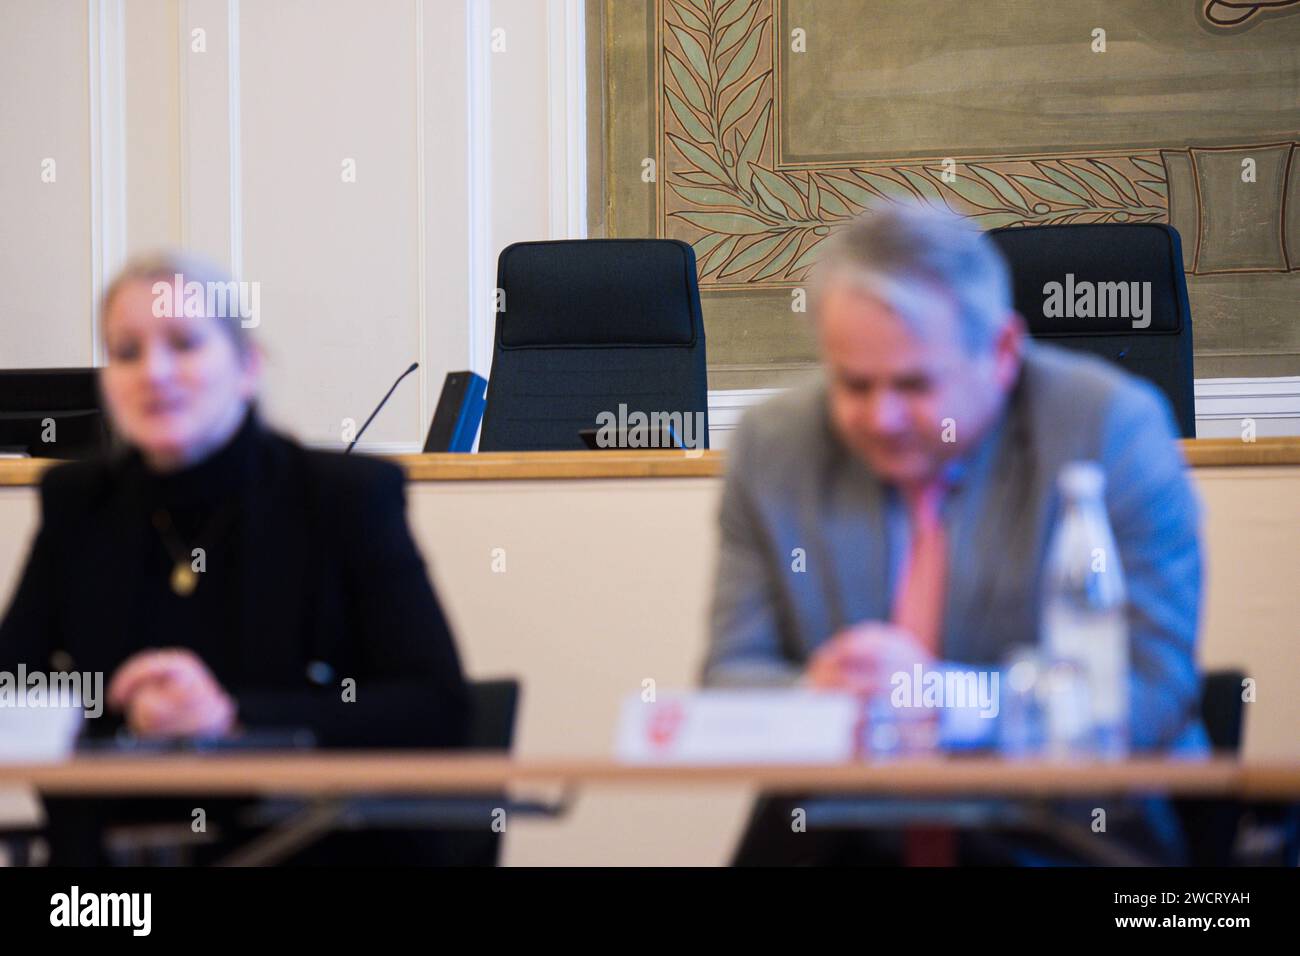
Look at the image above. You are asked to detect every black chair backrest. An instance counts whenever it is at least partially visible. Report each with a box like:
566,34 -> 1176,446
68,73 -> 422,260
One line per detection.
1173,668 -> 1247,865
1199,668 -> 1246,752
440,679 -> 519,866
988,223 -> 1195,437
479,239 -> 709,451
468,678 -> 520,751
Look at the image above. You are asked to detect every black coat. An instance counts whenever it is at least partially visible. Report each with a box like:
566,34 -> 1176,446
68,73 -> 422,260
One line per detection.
0,413 -> 470,749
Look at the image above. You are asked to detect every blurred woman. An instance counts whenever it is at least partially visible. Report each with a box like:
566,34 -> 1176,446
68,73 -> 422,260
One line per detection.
0,252 -> 470,863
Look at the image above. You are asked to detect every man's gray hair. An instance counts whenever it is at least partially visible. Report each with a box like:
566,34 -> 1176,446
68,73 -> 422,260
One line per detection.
812,202 -> 1014,353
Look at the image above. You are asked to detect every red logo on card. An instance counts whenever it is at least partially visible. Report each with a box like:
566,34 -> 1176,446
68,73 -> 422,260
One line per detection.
647,700 -> 686,748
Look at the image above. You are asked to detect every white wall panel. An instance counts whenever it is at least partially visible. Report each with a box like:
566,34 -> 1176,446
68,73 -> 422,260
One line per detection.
0,0 -> 96,368
237,0 -> 423,447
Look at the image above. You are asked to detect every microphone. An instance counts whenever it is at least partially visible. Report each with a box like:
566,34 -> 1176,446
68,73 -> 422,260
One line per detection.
346,361 -> 419,454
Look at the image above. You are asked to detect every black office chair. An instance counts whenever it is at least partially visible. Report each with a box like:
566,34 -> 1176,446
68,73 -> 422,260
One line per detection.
1175,668 -> 1247,866
478,239 -> 709,451
1188,669 -> 1300,868
988,223 -> 1196,437
437,678 -> 521,866
230,678 -> 525,866
93,679 -> 523,866
226,678 -> 524,866
466,678 -> 520,750
1199,670 -> 1246,752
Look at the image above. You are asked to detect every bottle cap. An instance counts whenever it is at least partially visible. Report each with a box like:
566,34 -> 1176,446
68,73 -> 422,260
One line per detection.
1058,460 -> 1105,499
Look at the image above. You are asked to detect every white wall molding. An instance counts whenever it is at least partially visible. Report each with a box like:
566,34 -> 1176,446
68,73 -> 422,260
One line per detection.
707,387 -> 780,440
706,378 -> 1300,447
1193,376 -> 1300,438
225,0 -> 243,279
546,0 -> 587,241
467,0 -> 494,377
88,0 -> 128,366
308,441 -> 421,455
414,0 -> 429,447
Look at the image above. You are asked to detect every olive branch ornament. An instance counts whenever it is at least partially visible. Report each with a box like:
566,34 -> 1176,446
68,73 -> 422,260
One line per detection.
662,0 -> 1169,285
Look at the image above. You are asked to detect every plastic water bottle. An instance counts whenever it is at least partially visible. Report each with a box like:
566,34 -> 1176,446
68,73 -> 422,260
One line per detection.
1041,461 -> 1130,758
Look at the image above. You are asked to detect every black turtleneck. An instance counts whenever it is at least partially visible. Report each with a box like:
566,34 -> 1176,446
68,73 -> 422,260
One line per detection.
1,394 -> 473,862
1,401 -> 469,752
122,406 -> 261,678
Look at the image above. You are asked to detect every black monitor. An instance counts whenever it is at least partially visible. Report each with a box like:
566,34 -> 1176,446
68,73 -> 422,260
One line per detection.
0,368 -> 111,459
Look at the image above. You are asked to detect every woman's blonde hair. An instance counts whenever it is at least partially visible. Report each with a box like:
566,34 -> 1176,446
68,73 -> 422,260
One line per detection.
101,251 -> 255,358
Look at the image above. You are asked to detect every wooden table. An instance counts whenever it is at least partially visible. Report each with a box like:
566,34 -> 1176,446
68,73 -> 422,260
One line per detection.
3,752 -> 1298,798
4,437 -> 1300,488
5,753 -> 1296,865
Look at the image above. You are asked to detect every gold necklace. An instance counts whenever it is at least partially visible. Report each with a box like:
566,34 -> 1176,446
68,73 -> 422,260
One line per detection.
151,506 -> 236,597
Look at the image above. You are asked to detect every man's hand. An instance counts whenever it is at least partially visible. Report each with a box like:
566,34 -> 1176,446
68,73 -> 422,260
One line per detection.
107,648 -> 237,739
804,622 -> 935,696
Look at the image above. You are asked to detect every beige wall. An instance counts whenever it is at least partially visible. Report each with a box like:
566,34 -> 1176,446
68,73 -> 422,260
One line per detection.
1196,467 -> 1300,757
0,461 -> 1296,864
0,0 -> 579,452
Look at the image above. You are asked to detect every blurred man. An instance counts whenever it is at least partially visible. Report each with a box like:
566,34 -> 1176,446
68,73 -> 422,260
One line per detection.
704,203 -> 1205,865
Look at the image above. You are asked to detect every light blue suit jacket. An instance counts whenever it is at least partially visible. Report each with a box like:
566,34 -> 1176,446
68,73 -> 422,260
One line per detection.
704,343 -> 1208,753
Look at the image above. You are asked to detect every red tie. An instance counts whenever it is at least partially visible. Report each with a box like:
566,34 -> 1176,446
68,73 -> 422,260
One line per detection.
893,480 -> 958,866
891,481 -> 948,657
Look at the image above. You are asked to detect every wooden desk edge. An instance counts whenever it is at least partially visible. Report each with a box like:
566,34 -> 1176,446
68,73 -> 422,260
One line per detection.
0,754 -> 1290,798
3,438 -> 1298,486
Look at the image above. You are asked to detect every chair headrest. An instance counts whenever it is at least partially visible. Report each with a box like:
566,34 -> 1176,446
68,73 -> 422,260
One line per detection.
496,239 -> 700,347
989,223 -> 1187,335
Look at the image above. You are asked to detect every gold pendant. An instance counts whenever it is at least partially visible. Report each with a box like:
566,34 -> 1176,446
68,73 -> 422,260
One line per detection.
170,562 -> 198,597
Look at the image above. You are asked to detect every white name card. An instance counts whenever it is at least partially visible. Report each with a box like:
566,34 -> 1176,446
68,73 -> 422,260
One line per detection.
614,690 -> 859,764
